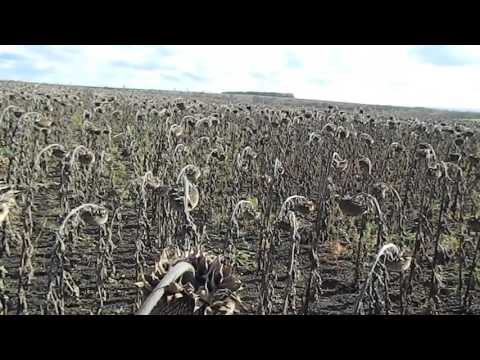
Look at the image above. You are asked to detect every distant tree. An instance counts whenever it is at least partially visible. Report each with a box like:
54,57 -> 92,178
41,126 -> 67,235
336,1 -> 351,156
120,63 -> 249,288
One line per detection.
222,91 -> 295,98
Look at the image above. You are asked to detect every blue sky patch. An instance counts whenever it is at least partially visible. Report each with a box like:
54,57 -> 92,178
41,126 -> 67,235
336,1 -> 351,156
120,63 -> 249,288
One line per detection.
411,45 -> 479,66
286,52 -> 303,69
111,60 -> 166,71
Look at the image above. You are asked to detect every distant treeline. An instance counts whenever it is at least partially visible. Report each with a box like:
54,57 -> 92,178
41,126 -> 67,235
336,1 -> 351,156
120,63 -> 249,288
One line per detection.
222,91 -> 295,98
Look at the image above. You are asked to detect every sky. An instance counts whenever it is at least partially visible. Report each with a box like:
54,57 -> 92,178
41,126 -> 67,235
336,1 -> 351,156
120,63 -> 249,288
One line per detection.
0,45 -> 480,111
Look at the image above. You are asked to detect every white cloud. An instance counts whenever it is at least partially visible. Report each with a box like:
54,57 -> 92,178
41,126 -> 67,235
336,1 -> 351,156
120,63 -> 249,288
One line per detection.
0,45 -> 479,110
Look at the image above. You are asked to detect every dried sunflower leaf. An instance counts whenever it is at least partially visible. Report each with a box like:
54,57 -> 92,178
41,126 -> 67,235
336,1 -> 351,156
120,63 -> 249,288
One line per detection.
247,196 -> 259,210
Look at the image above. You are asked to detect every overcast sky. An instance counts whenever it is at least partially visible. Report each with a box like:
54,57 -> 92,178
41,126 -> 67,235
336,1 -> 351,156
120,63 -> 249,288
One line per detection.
1,45 -> 479,111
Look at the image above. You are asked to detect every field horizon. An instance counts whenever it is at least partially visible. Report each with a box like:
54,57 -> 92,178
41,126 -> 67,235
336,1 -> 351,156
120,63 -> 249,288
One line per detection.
2,79 -> 479,120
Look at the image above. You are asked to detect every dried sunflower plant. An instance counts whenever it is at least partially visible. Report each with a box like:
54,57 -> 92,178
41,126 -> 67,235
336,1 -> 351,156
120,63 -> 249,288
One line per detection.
0,82 -> 479,315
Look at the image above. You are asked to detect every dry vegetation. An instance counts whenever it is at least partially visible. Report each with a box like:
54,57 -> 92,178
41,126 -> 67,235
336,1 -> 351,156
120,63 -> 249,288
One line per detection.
1,80 -> 480,315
